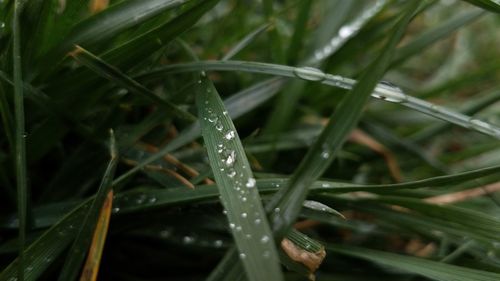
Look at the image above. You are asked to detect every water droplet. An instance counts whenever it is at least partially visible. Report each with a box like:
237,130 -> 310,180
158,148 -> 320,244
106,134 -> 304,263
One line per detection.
239,253 -> 246,259
235,226 -> 242,232
262,251 -> 271,258
148,197 -> 157,204
222,209 -> 228,215
197,80 -> 202,84
245,234 -> 252,239
183,236 -> 194,244
208,115 -> 218,123
293,67 -> 326,82
224,130 -> 235,140
227,169 -> 236,178
245,177 -> 256,188
274,208 -> 280,213
339,26 -> 354,38
260,235 -> 270,244
241,212 -> 247,218
241,197 -> 247,202
223,111 -> 228,115
26,265 -> 33,272
160,229 -> 171,238
321,150 -> 330,159
229,223 -> 236,229
224,150 -> 236,167
214,240 -> 223,248
215,122 -> 223,131
135,193 -> 147,204
321,183 -> 330,188
254,219 -> 261,225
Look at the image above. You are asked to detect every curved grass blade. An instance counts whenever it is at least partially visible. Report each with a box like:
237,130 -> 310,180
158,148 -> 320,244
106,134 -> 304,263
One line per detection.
12,1 -> 28,279
328,244 -> 500,281
267,1 -> 422,239
460,0 -> 500,13
306,0 -> 388,65
196,74 -> 284,281
104,0 -> 220,70
37,0 -> 190,73
113,77 -> 285,186
79,190 -> 113,281
69,45 -> 196,122
138,60 -> 500,139
58,130 -> 118,281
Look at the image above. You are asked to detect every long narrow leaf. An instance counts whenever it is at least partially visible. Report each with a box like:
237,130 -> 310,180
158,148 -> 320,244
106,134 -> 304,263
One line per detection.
196,74 -> 284,281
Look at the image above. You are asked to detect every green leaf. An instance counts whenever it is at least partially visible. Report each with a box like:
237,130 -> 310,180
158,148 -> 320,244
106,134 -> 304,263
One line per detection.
37,0 -> 190,74
267,1 -> 423,239
70,45 -> 196,122
460,0 -> 500,13
12,1 -> 28,279
328,244 -> 500,281
196,73 -> 284,281
58,130 -> 118,281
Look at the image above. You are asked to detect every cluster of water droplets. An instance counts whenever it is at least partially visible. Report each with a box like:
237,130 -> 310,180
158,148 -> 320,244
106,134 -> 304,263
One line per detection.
111,193 -> 158,214
290,64 -> 500,139
309,0 -> 387,64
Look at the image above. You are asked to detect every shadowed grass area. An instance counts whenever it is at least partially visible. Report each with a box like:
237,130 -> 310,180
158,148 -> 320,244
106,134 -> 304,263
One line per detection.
1,0 -> 500,280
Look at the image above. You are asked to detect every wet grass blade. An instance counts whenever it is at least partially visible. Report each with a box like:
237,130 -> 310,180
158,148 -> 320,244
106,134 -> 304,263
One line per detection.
113,77 -> 285,186
58,130 -> 118,281
138,60 -> 500,139
0,200 -> 92,281
12,1 -> 28,279
70,45 -> 196,122
267,1 -> 422,239
328,244 -> 500,281
79,190 -> 113,281
196,74 -> 284,281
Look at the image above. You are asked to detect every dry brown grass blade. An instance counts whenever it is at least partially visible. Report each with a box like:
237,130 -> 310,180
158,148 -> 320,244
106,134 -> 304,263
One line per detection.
348,129 -> 403,182
89,0 -> 109,14
79,190 -> 113,281
122,158 -> 195,189
425,181 -> 500,204
138,142 -> 214,185
281,238 -> 326,281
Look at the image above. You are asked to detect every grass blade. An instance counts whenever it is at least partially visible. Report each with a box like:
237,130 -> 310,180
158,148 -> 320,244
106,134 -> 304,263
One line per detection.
58,130 -> 118,281
12,1 -> 28,279
222,23 -> 271,61
79,190 -> 113,281
70,45 -> 196,122
267,1 -> 422,239
196,74 -> 284,281
328,244 -> 500,281
460,0 -> 500,13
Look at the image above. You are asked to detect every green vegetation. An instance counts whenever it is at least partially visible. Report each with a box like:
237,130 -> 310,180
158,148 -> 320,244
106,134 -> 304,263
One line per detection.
1,0 -> 500,280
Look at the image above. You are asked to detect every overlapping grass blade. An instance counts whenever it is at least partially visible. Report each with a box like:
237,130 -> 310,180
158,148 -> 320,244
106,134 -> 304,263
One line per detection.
70,45 -> 195,122
12,1 -> 28,279
113,77 -> 285,185
196,74 -> 283,280
58,131 -> 118,281
37,0 -> 190,73
138,60 -> 500,139
460,0 -> 500,13
79,190 -> 113,281
267,1 -> 422,239
0,200 -> 92,281
328,244 -> 500,281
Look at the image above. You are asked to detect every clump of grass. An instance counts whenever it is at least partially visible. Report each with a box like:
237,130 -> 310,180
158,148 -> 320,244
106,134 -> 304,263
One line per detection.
1,0 -> 500,281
